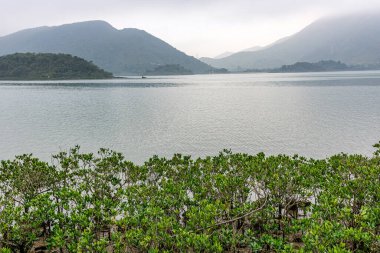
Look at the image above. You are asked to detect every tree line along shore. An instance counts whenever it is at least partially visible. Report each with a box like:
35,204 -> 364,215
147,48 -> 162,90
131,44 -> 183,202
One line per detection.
0,143 -> 379,252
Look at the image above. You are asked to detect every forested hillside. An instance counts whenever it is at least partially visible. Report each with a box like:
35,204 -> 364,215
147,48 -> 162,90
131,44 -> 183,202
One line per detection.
0,53 -> 113,80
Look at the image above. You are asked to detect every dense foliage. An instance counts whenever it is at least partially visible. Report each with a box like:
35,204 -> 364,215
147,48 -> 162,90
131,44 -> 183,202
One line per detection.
243,60 -> 356,73
0,53 -> 113,80
275,60 -> 349,73
0,144 -> 379,252
145,64 -> 193,75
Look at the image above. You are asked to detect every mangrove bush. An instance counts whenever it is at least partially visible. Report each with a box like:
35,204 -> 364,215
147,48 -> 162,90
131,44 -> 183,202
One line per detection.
0,144 -> 379,252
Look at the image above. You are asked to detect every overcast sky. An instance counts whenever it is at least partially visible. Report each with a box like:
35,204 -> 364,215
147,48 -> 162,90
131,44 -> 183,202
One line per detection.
1,0 -> 380,57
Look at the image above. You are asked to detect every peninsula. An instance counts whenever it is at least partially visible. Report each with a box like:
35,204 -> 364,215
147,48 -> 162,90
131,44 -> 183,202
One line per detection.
0,53 -> 113,80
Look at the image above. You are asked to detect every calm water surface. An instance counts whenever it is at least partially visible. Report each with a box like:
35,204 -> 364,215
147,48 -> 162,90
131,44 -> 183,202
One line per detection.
1,71 -> 380,163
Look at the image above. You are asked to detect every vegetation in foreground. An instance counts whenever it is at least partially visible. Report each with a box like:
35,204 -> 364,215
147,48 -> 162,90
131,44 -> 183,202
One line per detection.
0,53 -> 113,80
0,143 -> 379,253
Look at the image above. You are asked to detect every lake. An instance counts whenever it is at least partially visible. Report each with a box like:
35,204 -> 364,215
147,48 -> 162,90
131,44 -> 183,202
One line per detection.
1,71 -> 380,163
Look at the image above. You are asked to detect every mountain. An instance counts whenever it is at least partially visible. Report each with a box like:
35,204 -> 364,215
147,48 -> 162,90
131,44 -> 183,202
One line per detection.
200,37 -> 290,64
214,51 -> 234,59
0,21 -> 213,75
0,53 -> 113,80
201,12 -> 380,70
241,46 -> 263,52
212,47 -> 261,59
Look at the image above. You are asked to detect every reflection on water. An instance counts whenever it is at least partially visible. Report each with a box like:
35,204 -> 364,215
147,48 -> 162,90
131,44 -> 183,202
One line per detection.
0,71 -> 380,163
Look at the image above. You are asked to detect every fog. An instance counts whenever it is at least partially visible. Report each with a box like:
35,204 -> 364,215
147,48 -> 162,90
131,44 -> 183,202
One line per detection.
1,0 -> 380,57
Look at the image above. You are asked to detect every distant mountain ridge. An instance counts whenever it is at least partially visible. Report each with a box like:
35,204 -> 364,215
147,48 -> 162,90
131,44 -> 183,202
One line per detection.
0,21 -> 213,75
213,52 -> 234,59
203,37 -> 291,62
201,12 -> 380,70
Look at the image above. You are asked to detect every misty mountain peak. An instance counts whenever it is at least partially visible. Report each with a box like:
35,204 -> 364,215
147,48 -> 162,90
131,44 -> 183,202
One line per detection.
0,21 -> 213,75
201,12 -> 380,70
61,20 -> 114,27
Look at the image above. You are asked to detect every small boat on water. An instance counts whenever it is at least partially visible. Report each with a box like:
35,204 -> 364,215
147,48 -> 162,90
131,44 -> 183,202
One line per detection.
141,76 -> 147,79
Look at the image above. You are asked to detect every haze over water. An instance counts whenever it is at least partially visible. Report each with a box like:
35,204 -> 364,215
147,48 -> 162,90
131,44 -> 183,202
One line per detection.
1,71 -> 380,163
